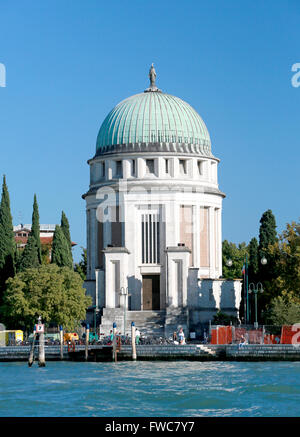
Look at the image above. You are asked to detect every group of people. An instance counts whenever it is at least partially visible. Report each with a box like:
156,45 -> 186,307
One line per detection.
172,328 -> 186,345
108,328 -> 141,345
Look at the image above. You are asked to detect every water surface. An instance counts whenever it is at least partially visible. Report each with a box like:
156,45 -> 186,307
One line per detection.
0,361 -> 299,417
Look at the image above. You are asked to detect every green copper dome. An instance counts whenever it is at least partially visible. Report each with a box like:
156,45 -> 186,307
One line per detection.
96,67 -> 211,157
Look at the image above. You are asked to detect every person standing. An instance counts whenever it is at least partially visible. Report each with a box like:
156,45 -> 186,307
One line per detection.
135,328 -> 141,345
178,328 -> 185,345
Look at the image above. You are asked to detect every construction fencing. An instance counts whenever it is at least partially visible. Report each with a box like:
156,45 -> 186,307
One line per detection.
210,325 -> 300,345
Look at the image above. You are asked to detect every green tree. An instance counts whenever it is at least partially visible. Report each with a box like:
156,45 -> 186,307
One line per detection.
30,194 -> 42,263
18,235 -> 40,272
268,221 -> 300,296
258,209 -> 277,259
258,209 -> 278,280
256,210 -> 279,316
266,291 -> 300,325
60,211 -> 73,264
248,237 -> 259,282
0,264 -> 91,331
51,225 -> 73,269
222,240 -> 248,279
213,311 -> 238,326
0,176 -> 15,298
61,211 -> 71,247
74,247 -> 87,281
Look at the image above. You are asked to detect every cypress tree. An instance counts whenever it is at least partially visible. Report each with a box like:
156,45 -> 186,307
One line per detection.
61,211 -> 73,264
18,235 -> 40,272
258,210 -> 279,315
30,194 -> 41,263
258,209 -> 277,259
248,237 -> 259,281
0,176 -> 15,296
51,225 -> 73,269
61,211 -> 71,248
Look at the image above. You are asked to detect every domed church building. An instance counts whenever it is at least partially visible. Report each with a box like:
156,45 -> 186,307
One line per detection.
83,65 -> 242,336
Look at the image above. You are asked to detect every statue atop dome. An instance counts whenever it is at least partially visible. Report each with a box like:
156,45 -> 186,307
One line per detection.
144,63 -> 161,93
149,63 -> 156,87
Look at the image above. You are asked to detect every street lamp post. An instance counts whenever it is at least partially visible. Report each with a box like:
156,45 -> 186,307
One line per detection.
248,282 -> 264,329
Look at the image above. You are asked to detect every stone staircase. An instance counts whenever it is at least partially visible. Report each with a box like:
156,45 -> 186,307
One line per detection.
100,308 -> 166,336
196,345 -> 216,356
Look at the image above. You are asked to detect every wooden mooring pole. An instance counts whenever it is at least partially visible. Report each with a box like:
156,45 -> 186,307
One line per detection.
28,326 -> 36,367
131,322 -> 137,361
112,322 -> 117,362
85,324 -> 89,361
38,317 -> 46,367
60,325 -> 64,360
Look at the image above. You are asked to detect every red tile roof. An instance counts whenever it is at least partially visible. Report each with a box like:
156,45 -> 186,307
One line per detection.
15,236 -> 76,246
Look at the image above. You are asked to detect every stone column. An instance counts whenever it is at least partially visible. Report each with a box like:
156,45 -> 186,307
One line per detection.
157,157 -> 165,178
193,205 -> 200,268
165,246 -> 191,308
171,157 -> 179,178
90,208 -> 97,280
107,160 -> 113,180
86,208 -> 91,279
103,247 -> 130,309
137,157 -> 145,178
218,208 -> 222,277
123,159 -> 131,179
209,206 -> 215,278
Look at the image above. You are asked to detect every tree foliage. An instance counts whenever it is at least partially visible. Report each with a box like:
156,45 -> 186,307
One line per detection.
61,211 -> 72,249
0,176 -> 15,296
213,311 -> 238,326
0,264 -> 92,331
266,291 -> 300,325
222,240 -> 248,279
258,209 -> 277,259
248,237 -> 259,282
51,225 -> 73,269
61,211 -> 73,265
74,247 -> 87,281
30,194 -> 42,264
267,222 -> 300,296
18,235 -> 40,272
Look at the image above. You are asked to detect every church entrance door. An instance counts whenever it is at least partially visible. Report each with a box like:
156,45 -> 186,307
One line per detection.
142,275 -> 160,310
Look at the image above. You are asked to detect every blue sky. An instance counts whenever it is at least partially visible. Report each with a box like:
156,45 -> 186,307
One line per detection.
0,0 -> 299,262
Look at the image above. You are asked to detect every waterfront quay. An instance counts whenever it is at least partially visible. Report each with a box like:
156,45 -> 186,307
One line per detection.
2,344 -> 300,362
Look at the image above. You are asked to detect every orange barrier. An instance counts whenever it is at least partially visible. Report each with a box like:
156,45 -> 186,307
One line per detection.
248,329 -> 263,344
211,326 -> 283,345
264,335 -> 279,344
211,329 -> 218,344
217,326 -> 232,344
234,328 -> 246,343
281,325 -> 300,344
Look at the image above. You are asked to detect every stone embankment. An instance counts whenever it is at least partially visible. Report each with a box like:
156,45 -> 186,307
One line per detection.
1,344 -> 300,362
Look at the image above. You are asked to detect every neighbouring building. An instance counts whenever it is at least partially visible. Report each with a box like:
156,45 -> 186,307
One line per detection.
83,65 -> 242,337
14,224 -> 76,260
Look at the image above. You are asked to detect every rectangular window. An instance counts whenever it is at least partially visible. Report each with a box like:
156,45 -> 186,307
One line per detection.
101,161 -> 105,178
198,160 -> 204,175
132,159 -> 136,176
165,159 -> 170,174
146,159 -> 155,174
179,159 -> 187,175
115,160 -> 122,177
141,213 -> 160,264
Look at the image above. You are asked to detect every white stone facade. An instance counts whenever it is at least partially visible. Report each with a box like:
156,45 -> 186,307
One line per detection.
83,74 -> 242,336
83,152 -> 242,335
